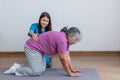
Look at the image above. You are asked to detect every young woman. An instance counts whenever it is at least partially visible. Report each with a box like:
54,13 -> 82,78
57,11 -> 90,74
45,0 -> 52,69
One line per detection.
28,12 -> 52,68
4,27 -> 82,77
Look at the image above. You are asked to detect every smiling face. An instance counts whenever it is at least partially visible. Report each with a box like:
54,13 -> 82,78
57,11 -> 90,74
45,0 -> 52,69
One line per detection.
40,16 -> 49,28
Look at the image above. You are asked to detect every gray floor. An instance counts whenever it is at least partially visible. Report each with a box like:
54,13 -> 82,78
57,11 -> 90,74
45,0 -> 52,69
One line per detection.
0,68 -> 101,80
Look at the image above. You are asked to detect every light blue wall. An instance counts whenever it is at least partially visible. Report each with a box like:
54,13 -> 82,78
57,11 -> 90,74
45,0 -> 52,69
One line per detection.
0,0 -> 120,51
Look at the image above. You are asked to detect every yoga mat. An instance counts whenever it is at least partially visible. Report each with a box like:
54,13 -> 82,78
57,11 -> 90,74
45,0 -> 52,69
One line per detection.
0,68 -> 101,80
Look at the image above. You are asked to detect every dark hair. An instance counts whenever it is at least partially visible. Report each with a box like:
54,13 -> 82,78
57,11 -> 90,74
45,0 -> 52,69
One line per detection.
60,26 -> 68,32
38,12 -> 52,33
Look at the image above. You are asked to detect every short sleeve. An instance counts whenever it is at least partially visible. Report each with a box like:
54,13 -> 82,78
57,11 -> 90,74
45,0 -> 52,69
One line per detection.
29,23 -> 37,32
57,39 -> 69,54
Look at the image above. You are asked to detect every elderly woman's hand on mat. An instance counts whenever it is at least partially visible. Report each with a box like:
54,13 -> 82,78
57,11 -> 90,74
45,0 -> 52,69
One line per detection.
69,73 -> 82,77
71,69 -> 83,73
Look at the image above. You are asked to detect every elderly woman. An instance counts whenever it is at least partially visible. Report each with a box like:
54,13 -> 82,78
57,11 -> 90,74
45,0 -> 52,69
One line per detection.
4,27 -> 82,77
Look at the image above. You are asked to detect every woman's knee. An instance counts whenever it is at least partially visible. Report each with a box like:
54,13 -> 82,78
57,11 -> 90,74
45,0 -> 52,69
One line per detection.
32,68 -> 46,76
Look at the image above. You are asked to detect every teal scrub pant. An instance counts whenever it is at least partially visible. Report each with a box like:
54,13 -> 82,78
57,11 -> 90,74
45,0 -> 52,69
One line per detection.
45,54 -> 51,65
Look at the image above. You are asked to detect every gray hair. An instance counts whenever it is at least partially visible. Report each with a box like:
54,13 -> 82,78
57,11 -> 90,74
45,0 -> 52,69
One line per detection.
60,26 -> 81,42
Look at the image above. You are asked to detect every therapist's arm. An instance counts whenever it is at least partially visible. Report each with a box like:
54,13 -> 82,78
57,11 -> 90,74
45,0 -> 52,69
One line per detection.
28,30 -> 38,41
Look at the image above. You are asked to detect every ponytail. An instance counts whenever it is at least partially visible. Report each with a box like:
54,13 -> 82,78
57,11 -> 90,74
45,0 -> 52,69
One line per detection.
60,27 -> 68,34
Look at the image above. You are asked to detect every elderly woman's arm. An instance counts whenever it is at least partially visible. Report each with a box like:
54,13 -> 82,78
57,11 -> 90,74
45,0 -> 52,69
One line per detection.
58,51 -> 82,77
67,51 -> 83,73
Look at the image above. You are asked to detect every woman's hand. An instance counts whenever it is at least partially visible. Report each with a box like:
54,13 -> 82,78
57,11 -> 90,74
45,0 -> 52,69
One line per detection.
32,34 -> 38,41
69,73 -> 82,77
29,30 -> 38,41
71,69 -> 83,73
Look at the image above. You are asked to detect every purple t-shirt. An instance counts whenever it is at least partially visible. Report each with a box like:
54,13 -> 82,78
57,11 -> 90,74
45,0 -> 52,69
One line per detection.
26,31 -> 69,55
